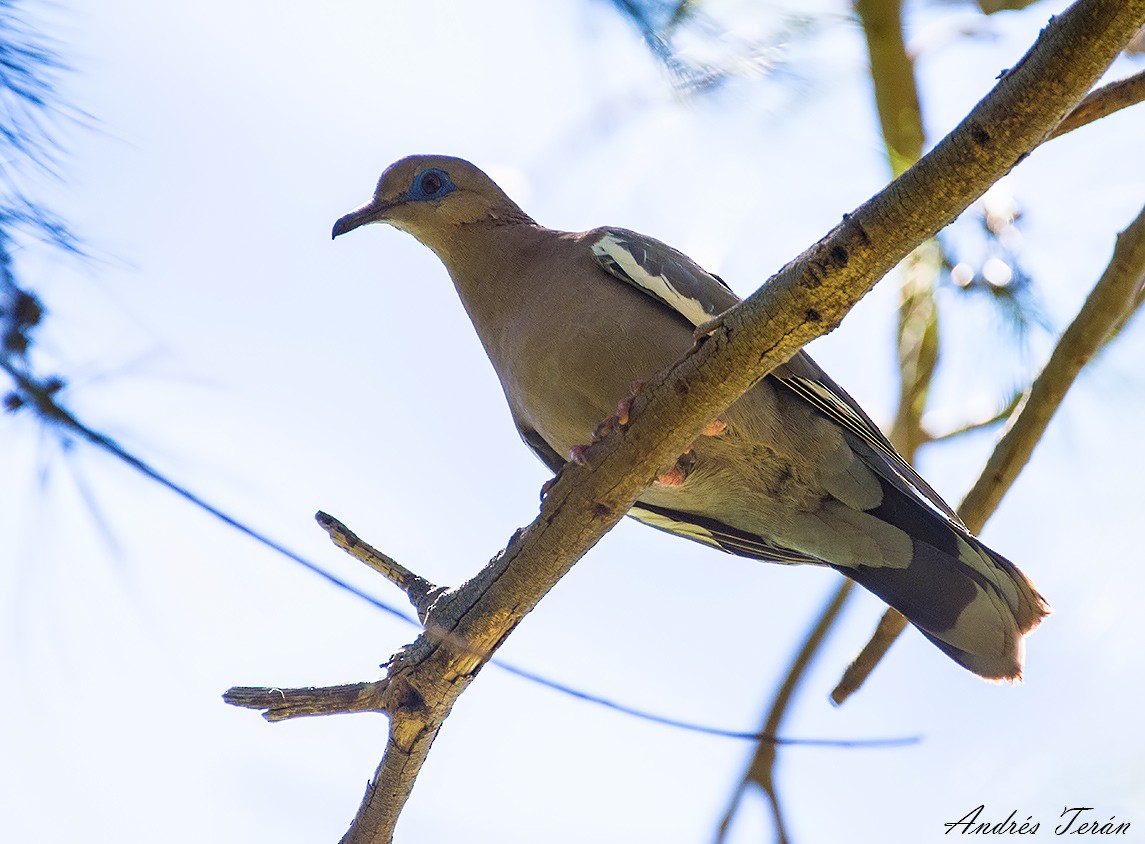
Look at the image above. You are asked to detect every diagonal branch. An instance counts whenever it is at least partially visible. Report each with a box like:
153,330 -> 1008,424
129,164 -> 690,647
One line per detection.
959,202 -> 1145,526
828,35 -> 1145,713
315,511 -> 446,623
1050,69 -> 1145,139
226,3 -> 1145,841
831,198 -> 1145,705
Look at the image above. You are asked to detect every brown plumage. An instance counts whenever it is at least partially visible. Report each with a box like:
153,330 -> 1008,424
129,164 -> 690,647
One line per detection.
333,154 -> 1049,680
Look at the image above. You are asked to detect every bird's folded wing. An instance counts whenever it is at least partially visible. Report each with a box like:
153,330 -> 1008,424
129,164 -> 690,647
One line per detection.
629,501 -> 828,566
511,409 -> 568,472
589,227 -> 967,530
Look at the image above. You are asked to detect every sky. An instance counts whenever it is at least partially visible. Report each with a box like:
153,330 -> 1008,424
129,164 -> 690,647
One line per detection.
2,1 -> 1144,842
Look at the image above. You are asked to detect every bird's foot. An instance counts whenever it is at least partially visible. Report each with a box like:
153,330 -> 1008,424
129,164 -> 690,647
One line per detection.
701,417 -> 727,437
615,380 -> 644,427
654,450 -> 696,487
573,383 -> 720,474
580,380 -> 647,451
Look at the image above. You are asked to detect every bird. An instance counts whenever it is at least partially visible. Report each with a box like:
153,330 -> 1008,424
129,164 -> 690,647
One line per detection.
332,154 -> 1048,681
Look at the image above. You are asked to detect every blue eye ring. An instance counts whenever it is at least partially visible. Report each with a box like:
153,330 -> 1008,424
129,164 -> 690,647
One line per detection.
407,168 -> 455,201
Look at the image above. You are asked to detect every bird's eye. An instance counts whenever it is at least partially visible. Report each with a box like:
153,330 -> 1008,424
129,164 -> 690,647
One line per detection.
410,169 -> 453,201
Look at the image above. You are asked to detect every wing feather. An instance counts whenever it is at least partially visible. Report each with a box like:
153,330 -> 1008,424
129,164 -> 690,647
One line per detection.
589,227 -> 967,530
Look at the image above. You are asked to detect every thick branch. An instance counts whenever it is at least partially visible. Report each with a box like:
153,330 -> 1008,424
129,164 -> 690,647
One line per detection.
832,199 -> 1145,705
227,4 -> 1145,841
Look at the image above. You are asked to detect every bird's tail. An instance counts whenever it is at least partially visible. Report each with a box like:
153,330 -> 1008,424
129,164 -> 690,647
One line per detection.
839,527 -> 1049,680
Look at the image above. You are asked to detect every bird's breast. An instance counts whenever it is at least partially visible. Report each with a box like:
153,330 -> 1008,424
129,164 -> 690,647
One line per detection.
494,277 -> 695,457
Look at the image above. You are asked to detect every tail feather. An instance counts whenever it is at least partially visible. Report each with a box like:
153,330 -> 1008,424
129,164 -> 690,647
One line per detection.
839,527 -> 1049,680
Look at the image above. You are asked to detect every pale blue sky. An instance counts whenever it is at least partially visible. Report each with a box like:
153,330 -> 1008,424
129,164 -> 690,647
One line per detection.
2,1 -> 1144,842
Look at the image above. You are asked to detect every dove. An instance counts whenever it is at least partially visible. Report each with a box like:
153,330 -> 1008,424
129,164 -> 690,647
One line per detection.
333,154 -> 1048,680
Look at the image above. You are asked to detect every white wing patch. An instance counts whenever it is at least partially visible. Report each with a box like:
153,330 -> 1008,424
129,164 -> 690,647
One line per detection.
591,233 -> 718,327
629,504 -> 827,566
628,506 -> 723,548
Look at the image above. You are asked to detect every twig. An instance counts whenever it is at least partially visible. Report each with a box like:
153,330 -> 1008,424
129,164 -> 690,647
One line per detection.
1051,69 -> 1145,140
832,199 -> 1145,705
920,390 -> 1024,444
716,581 -> 854,844
316,511 -> 445,623
224,682 -> 385,722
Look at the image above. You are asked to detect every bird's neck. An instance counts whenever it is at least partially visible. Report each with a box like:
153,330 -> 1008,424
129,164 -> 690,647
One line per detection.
430,220 -> 561,363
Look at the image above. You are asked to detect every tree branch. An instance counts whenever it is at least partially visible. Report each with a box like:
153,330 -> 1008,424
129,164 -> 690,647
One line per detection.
316,511 -> 445,623
856,0 -> 924,178
225,682 -> 385,721
855,0 -> 941,463
728,3 -> 934,835
959,202 -> 1145,527
225,3 -> 1145,840
920,390 -> 1024,444
1051,69 -> 1145,139
715,582 -> 854,844
832,198 -> 1145,705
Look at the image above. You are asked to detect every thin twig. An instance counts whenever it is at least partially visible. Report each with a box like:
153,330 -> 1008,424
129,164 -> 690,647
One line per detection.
832,200 -> 1145,705
716,581 -> 854,844
224,682 -> 385,721
920,390 -> 1024,444
316,511 -> 445,622
1051,69 -> 1145,139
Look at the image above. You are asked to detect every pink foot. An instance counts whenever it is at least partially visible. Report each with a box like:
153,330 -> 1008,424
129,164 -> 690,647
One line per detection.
654,465 -> 687,487
616,380 -> 644,427
702,418 -> 727,437
653,451 -> 697,487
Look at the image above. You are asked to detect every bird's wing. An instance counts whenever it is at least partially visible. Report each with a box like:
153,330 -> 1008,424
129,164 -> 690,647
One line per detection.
771,354 -> 965,527
589,227 -> 967,530
516,395 -> 823,566
628,501 -> 829,566
515,413 -> 568,473
589,228 -> 740,324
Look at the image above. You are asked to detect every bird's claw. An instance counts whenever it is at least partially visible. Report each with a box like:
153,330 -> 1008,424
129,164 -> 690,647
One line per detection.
615,380 -> 644,427
569,444 -> 591,465
702,417 -> 727,437
654,450 -> 697,487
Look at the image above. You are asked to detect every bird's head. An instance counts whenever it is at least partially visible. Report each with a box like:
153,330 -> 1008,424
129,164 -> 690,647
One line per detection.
332,155 -> 533,252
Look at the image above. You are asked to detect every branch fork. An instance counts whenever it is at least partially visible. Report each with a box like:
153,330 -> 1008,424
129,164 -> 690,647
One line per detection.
223,5 -> 1145,841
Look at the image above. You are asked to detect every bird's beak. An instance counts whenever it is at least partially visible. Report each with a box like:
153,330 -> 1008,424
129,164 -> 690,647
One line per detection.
331,198 -> 395,239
